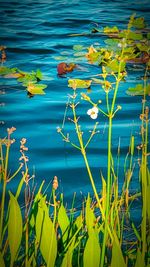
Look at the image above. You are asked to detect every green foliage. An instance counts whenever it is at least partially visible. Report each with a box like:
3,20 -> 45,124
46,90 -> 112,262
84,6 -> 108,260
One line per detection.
127,84 -> 150,96
58,204 -> 70,244
132,17 -> 146,29
0,253 -> 5,267
36,197 -> 57,267
68,79 -> 92,89
8,192 -> 23,266
83,229 -> 100,267
111,232 -> 126,267
104,26 -> 119,33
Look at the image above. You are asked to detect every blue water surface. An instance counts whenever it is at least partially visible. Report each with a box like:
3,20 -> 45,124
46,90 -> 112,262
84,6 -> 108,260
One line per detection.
0,0 -> 150,206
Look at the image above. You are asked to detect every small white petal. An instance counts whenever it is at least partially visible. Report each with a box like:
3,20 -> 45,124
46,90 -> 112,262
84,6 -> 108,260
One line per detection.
91,113 -> 98,119
92,106 -> 98,113
87,109 -> 92,115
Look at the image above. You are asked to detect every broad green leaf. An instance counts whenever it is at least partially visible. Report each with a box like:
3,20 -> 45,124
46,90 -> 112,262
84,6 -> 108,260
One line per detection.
68,79 -> 92,89
73,45 -> 84,51
104,38 -> 119,47
132,17 -> 146,29
147,33 -> 150,40
58,204 -> 70,244
27,83 -> 47,95
75,213 -> 83,229
106,59 -> 125,73
126,84 -> 150,96
85,194 -> 96,234
61,236 -> 75,267
134,249 -> 144,267
36,197 -> 57,267
111,232 -> 126,267
0,252 -> 5,267
83,229 -> 100,267
8,192 -> 23,266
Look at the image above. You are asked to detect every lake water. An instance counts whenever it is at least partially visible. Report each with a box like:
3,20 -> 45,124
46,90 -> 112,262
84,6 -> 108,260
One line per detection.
0,0 -> 150,207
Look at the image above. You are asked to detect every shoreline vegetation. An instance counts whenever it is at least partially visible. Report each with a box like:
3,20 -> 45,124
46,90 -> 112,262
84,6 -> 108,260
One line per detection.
0,14 -> 150,267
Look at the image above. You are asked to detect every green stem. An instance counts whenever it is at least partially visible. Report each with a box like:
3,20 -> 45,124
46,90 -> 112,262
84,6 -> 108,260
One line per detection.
101,116 -> 112,267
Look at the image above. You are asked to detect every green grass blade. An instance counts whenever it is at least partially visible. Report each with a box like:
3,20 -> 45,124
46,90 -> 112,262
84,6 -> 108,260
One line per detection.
0,252 -> 5,267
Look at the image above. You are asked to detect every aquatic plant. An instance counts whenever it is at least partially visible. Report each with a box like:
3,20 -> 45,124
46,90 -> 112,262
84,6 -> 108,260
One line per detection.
0,14 -> 150,267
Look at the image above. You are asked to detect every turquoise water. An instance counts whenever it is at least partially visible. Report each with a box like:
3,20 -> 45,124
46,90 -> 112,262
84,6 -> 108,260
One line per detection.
0,0 -> 150,205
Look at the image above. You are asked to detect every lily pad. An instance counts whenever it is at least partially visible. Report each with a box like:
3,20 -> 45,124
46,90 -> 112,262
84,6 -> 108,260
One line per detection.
126,83 -> 150,96
73,45 -> 84,51
27,83 -> 47,95
0,66 -> 17,76
68,79 -> 92,89
104,26 -> 119,33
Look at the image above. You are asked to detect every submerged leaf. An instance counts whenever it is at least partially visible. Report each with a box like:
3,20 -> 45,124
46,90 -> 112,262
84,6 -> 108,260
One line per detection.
68,79 -> 92,89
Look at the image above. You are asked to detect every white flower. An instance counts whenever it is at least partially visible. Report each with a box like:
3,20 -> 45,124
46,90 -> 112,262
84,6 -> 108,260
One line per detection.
87,106 -> 98,119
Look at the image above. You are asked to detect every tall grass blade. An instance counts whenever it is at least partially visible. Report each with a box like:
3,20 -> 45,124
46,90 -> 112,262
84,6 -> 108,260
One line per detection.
61,236 -> 75,267
134,249 -> 144,267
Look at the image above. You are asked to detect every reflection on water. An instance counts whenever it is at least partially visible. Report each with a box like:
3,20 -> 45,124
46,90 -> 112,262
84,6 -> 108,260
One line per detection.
0,0 -> 150,202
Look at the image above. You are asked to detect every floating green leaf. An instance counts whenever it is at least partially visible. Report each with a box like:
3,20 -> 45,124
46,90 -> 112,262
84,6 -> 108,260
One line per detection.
136,43 -> 149,52
36,69 -> 43,80
68,79 -> 92,89
83,229 -> 100,267
58,204 -> 70,244
104,26 -> 119,33
126,84 -> 150,96
0,66 -> 17,76
27,83 -> 47,95
36,197 -> 57,267
8,192 -> 23,266
73,44 -> 84,51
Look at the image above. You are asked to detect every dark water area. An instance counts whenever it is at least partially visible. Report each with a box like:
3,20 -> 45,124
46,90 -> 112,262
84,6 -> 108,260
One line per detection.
0,0 -> 150,208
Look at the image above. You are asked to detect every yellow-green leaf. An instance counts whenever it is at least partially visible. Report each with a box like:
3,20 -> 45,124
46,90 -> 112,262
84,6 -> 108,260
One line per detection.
111,232 -> 126,267
85,194 -> 96,234
134,249 -> 144,267
0,252 -> 5,267
61,236 -> 75,267
68,79 -> 92,89
8,192 -> 23,266
27,83 -> 47,95
58,204 -> 70,244
83,229 -> 100,267
36,198 -> 57,267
